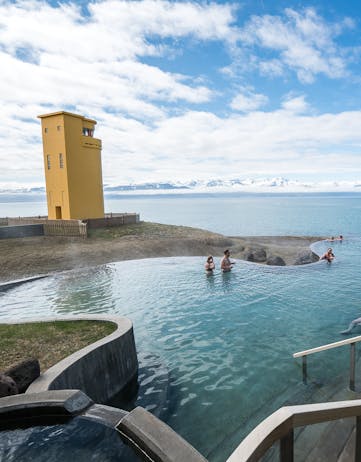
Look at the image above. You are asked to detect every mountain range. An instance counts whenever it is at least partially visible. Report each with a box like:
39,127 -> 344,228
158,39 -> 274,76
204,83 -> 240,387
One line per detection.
2,177 -> 361,196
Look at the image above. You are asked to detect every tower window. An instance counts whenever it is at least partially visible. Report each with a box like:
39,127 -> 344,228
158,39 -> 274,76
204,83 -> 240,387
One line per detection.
46,154 -> 51,170
59,153 -> 64,168
44,128 -> 48,133
57,125 -> 61,131
82,127 -> 94,137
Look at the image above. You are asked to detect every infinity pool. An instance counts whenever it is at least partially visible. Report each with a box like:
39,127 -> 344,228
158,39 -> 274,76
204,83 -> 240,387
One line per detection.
1,238 -> 360,460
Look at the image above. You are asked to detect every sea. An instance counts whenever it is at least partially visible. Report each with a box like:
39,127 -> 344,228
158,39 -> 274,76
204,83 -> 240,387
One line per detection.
1,191 -> 361,236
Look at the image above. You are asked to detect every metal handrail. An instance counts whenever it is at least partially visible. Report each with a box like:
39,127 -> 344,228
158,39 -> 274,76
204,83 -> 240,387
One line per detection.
226,399 -> 361,462
293,335 -> 361,390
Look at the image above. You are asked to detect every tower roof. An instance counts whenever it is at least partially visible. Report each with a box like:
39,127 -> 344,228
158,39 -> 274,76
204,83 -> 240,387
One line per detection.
37,111 -> 97,124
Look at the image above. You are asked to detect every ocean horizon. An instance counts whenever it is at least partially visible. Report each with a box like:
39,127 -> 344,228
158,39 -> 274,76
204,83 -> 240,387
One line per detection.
1,191 -> 360,237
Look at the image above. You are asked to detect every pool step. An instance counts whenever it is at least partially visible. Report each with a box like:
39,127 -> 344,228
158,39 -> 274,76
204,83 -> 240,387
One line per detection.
247,359 -> 361,462
295,397 -> 358,461
258,382 -> 361,461
205,353 -> 361,462
294,355 -> 361,462
206,380 -> 322,461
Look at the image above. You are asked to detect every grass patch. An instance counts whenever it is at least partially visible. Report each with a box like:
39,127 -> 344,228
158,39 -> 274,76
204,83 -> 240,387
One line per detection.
0,320 -> 116,372
88,221 -> 216,240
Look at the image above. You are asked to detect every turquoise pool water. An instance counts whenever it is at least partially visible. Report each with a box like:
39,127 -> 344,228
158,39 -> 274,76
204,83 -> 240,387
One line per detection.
1,238 -> 360,460
0,418 -> 140,461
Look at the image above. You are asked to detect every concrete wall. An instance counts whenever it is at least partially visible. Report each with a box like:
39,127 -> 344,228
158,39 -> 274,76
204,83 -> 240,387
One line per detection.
0,224 -> 44,239
26,315 -> 138,404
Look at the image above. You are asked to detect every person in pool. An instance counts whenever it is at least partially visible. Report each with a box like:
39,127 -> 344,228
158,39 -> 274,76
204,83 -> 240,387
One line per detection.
221,249 -> 234,272
340,316 -> 361,334
320,248 -> 335,263
204,256 -> 215,273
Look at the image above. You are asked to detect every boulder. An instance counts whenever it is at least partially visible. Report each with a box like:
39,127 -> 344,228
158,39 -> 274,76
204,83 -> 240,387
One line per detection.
266,255 -> 286,266
294,251 -> 319,265
4,358 -> 40,393
245,248 -> 267,263
244,251 -> 254,262
0,374 -> 18,397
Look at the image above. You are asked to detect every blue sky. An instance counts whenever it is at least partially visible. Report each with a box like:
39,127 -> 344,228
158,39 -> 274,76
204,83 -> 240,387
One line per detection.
1,0 -> 361,190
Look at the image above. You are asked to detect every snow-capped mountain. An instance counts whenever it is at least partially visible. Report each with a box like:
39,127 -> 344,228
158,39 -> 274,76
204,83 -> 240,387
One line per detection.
102,177 -> 361,194
2,177 -> 361,196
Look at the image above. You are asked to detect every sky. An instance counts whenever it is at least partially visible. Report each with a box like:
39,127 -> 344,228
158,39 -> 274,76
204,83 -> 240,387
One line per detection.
1,0 -> 361,190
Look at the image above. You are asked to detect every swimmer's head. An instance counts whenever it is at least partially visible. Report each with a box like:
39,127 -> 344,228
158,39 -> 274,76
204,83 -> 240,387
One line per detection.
207,256 -> 213,263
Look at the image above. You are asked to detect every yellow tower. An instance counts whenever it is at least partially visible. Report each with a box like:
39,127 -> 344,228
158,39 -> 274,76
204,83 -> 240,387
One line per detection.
38,111 -> 105,220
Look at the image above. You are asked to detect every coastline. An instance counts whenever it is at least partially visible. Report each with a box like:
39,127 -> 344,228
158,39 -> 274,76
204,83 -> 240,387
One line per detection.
0,222 -> 323,283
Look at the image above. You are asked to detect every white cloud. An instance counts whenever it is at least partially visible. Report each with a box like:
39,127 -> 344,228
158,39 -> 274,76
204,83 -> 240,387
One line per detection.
230,90 -> 268,112
0,1 -> 360,190
239,7 -> 353,82
95,108 -> 361,184
0,0 -> 238,61
0,0 -> 244,152
0,0 -> 240,187
259,59 -> 284,77
89,0 -> 238,43
281,95 -> 309,113
3,98 -> 361,188
0,0 -> 238,116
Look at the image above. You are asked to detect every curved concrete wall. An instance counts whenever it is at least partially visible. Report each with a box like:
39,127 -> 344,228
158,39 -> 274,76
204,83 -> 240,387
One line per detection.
25,315 -> 138,404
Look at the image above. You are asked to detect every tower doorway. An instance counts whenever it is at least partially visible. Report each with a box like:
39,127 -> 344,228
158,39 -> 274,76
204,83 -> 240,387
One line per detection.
55,206 -> 62,219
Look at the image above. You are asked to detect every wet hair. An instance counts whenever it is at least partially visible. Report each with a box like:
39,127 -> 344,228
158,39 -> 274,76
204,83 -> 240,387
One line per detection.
224,249 -> 230,255
207,256 -> 213,262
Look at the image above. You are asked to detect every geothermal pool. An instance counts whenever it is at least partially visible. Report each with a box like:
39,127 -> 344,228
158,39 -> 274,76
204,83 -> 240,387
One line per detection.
0,238 -> 360,460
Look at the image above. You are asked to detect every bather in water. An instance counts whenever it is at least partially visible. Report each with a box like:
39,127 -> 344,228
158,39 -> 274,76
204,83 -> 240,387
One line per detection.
340,317 -> 361,334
